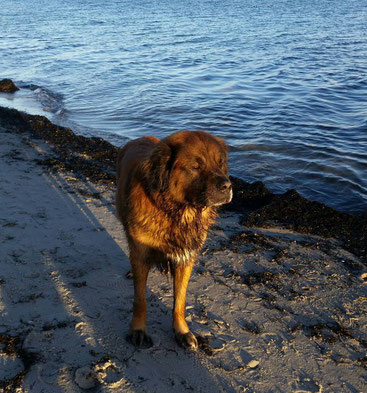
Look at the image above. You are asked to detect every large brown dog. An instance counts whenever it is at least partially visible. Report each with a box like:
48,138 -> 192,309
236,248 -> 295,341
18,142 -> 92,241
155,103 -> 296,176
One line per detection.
115,131 -> 232,350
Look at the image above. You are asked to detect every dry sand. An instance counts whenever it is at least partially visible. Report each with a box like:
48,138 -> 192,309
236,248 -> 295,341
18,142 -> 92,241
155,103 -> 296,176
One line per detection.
0,123 -> 366,393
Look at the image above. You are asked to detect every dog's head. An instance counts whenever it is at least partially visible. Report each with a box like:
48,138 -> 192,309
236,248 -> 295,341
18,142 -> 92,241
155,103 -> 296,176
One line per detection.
145,131 -> 232,207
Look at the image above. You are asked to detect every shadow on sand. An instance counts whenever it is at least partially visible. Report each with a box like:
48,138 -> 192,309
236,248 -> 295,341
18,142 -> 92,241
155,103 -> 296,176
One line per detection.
0,132 -> 231,392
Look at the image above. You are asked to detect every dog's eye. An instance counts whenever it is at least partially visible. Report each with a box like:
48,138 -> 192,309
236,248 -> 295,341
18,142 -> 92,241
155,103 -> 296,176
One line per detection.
192,157 -> 204,171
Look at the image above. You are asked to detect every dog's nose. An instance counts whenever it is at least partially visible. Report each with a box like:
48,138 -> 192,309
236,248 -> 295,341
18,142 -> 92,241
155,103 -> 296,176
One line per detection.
217,177 -> 232,192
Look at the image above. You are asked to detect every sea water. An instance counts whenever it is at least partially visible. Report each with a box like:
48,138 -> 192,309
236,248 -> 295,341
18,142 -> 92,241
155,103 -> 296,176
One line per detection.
1,0 -> 366,213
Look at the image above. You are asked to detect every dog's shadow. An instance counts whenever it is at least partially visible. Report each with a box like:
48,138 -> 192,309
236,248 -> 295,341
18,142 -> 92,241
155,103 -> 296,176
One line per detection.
0,144 -> 232,392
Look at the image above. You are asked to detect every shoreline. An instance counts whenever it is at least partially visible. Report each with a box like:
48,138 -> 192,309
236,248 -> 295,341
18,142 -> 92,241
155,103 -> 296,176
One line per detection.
0,104 -> 366,392
1,105 -> 366,265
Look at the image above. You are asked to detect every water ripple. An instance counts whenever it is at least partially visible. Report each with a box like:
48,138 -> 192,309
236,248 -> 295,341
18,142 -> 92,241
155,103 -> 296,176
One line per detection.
1,0 -> 367,213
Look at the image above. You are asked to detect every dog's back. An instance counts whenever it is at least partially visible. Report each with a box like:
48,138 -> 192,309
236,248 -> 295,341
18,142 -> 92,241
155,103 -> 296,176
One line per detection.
116,136 -> 160,182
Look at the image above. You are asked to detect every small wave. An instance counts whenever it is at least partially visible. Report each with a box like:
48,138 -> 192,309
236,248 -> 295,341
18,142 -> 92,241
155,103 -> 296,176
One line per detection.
0,81 -> 76,134
16,83 -> 64,114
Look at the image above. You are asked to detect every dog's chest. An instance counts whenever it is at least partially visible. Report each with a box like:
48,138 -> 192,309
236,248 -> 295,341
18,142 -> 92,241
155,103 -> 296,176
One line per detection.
156,213 -> 208,252
133,208 -> 209,258
166,248 -> 197,264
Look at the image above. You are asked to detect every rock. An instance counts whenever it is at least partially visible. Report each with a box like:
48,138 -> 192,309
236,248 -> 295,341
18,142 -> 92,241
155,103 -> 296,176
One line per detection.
74,366 -> 97,389
0,79 -> 19,93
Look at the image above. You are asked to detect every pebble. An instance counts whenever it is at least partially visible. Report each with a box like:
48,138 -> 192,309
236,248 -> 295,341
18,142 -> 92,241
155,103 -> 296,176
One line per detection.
360,272 -> 367,282
75,366 -> 97,389
247,360 -> 260,369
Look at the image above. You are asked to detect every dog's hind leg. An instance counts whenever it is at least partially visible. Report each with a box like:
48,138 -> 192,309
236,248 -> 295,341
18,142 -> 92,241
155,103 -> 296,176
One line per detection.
172,262 -> 198,350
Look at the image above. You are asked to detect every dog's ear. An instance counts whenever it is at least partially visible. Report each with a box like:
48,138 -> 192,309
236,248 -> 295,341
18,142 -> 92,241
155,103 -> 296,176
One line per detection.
145,141 -> 172,192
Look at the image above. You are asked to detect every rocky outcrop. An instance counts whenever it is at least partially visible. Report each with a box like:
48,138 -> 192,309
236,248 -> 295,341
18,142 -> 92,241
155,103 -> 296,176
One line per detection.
0,79 -> 19,93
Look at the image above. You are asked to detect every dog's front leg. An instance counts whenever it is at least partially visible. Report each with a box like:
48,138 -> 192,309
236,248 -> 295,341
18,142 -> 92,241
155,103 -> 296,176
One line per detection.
127,251 -> 153,347
173,261 -> 198,350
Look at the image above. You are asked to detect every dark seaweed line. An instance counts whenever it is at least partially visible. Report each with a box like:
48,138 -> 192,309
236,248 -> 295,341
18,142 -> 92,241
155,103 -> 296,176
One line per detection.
0,105 -> 366,264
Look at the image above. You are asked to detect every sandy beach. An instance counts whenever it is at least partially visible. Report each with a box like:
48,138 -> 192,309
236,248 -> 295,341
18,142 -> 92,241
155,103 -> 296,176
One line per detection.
0,106 -> 366,393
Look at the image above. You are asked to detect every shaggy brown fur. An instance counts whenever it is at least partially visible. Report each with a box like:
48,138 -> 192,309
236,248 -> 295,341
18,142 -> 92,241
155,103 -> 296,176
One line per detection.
115,130 -> 232,349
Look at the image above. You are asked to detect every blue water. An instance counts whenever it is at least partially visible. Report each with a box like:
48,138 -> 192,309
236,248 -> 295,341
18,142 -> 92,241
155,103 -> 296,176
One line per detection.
1,0 -> 367,213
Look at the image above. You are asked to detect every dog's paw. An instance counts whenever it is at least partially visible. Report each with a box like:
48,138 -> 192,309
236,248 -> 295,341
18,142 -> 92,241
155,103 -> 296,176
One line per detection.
126,329 -> 153,348
175,331 -> 198,351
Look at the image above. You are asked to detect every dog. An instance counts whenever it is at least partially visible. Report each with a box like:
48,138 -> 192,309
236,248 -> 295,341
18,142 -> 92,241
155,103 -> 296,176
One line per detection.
115,130 -> 232,350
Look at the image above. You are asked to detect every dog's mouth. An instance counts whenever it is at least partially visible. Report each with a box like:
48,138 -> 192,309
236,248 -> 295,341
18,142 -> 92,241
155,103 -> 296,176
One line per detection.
181,175 -> 232,207
206,187 -> 233,207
